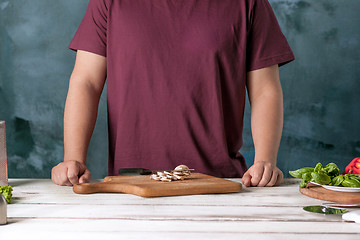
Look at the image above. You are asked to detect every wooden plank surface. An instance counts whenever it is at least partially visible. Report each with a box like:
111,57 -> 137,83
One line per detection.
2,219 -> 360,239
2,178 -> 360,240
2,219 -> 360,240
7,203 -> 346,222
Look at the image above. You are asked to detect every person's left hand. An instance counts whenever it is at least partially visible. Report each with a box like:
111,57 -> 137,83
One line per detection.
241,161 -> 283,187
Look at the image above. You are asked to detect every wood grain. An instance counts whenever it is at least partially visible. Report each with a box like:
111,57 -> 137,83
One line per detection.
5,178 -> 360,239
73,173 -> 242,197
300,182 -> 360,204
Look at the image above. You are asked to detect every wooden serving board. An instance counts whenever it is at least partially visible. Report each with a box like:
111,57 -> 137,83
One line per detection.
300,182 -> 360,204
73,173 -> 242,197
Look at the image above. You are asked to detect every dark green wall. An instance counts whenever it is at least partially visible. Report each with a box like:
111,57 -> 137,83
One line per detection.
0,0 -> 359,179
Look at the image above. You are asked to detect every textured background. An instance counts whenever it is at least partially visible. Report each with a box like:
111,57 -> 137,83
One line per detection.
0,0 -> 359,179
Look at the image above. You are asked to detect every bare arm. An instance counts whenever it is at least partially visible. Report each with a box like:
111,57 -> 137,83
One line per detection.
241,64 -> 284,187
52,50 -> 106,186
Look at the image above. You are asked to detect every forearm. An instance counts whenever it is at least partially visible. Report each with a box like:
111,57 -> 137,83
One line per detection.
250,85 -> 283,165
243,65 -> 284,187
52,51 -> 106,186
63,77 -> 102,164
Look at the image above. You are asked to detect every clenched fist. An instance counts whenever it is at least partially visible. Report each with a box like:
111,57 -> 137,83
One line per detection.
51,160 -> 91,186
242,161 -> 283,187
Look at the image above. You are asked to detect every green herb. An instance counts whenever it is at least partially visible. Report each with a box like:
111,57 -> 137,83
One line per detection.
299,179 -> 307,188
289,162 -> 360,188
347,174 -> 360,181
289,167 -> 314,178
331,175 -> 344,186
323,163 -> 340,177
0,185 -> 13,204
342,179 -> 360,188
314,163 -> 323,174
310,172 -> 331,185
302,172 -> 312,181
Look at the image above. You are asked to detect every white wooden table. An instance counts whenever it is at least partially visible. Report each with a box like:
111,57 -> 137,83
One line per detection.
1,178 -> 360,239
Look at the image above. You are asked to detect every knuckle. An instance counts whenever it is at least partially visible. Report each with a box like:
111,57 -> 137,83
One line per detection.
68,161 -> 77,168
68,175 -> 76,181
252,173 -> 262,179
251,178 -> 260,185
68,172 -> 78,181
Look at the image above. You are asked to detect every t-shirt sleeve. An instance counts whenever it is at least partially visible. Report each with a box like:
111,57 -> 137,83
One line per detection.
68,0 -> 109,57
246,0 -> 295,71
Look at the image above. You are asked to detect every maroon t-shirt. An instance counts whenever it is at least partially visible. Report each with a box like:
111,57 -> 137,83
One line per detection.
69,0 -> 294,177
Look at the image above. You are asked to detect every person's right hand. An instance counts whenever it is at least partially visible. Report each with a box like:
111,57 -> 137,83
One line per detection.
51,160 -> 91,186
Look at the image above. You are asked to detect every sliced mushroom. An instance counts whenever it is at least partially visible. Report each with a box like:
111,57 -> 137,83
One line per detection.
174,165 -> 189,171
150,165 -> 192,182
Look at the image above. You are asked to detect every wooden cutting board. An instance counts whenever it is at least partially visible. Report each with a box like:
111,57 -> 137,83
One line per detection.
73,173 -> 242,197
300,182 -> 360,204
